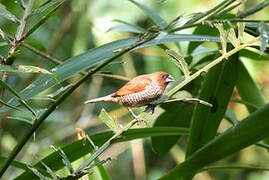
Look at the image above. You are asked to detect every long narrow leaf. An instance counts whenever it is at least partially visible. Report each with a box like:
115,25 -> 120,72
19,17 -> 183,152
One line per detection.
128,0 -> 168,27
152,103 -> 193,155
0,80 -> 37,118
186,50 -> 239,157
236,61 -> 266,113
16,127 -> 189,179
0,8 -> 19,23
30,0 -> 63,16
161,104 -> 269,179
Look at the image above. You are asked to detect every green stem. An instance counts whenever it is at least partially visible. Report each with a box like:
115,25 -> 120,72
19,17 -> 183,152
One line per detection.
19,1 -> 65,45
167,37 -> 260,98
5,0 -> 35,63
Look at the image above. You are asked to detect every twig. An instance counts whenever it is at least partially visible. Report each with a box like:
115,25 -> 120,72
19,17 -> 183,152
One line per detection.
22,43 -> 62,65
163,98 -> 213,107
5,0 -> 35,63
167,37 -> 260,98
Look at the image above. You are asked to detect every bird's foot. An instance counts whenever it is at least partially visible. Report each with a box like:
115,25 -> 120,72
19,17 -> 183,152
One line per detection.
144,104 -> 157,114
133,116 -> 148,126
127,107 -> 148,126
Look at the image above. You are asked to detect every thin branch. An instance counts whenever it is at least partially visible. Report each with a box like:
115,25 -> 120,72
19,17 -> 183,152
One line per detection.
5,0 -> 35,63
22,43 -> 62,65
19,1 -> 65,45
166,37 -> 260,98
163,98 -> 213,107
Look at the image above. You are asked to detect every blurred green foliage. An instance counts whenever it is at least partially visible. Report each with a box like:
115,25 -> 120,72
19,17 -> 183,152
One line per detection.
0,0 -> 269,180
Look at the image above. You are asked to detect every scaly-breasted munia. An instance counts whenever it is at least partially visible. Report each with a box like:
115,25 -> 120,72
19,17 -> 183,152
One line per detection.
85,72 -> 175,120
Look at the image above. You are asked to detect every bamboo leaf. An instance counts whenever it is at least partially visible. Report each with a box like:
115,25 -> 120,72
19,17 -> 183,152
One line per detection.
128,0 -> 168,27
107,25 -> 143,34
187,25 -> 218,54
240,48 -> 269,61
0,99 -> 21,111
99,108 -> 119,131
0,8 -> 20,23
108,19 -> 145,33
0,65 -> 52,75
0,156 -> 28,171
238,0 -> 269,18
30,0 -> 63,16
151,103 -> 193,155
166,50 -> 190,77
160,104 -> 269,179
186,50 -> 239,157
0,80 -> 37,118
50,145 -> 74,175
236,61 -> 266,113
15,127 -> 189,179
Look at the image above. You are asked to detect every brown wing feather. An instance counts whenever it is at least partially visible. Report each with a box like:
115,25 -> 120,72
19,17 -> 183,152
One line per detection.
114,75 -> 152,96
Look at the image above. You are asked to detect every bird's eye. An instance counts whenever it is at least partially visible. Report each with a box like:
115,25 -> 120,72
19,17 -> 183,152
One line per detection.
165,75 -> 175,83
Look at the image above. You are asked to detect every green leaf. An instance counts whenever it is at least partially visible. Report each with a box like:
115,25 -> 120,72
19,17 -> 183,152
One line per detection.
0,156 -> 28,171
0,99 -> 21,111
3,116 -> 32,124
236,61 -> 266,113
0,34 -> 221,113
128,0 -> 168,27
0,80 -> 37,118
240,48 -> 269,61
0,8 -> 19,23
151,103 -> 193,155
108,19 -> 145,33
30,0 -> 63,16
160,104 -> 269,179
187,25 -> 218,54
107,25 -> 143,34
15,127 -> 189,179
0,65 -> 52,75
238,0 -> 269,18
98,108 -> 119,131
166,50 -> 190,77
186,50 -> 239,157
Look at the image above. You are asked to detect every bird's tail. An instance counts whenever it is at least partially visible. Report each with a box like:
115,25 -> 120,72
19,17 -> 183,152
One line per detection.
84,94 -> 114,104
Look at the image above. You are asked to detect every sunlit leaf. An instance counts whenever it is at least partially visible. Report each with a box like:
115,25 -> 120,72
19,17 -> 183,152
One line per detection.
99,108 -> 119,131
128,0 -> 167,27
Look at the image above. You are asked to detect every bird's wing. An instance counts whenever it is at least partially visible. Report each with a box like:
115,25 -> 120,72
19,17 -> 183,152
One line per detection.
114,75 -> 152,96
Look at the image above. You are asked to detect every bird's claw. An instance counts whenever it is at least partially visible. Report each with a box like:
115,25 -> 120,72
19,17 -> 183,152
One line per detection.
132,116 -> 148,126
144,104 -> 157,114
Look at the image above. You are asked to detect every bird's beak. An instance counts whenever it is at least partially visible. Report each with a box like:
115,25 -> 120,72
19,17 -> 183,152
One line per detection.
166,75 -> 175,83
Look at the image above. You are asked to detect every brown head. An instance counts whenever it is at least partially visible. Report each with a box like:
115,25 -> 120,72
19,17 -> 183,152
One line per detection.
148,72 -> 175,90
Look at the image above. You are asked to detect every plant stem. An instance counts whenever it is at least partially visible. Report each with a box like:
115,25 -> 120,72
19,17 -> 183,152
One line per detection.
5,0 -> 35,64
167,37 -> 260,98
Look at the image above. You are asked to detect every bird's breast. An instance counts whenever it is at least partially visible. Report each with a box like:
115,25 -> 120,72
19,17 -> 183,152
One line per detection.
116,84 -> 163,107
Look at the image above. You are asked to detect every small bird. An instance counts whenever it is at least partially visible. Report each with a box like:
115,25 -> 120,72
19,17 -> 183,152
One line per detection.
85,72 -> 175,121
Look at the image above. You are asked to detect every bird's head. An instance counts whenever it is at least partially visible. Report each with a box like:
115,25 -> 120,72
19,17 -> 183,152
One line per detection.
151,72 -> 175,87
